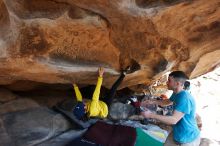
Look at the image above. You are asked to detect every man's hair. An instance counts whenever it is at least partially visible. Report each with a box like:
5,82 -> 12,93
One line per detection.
184,81 -> 190,90
169,71 -> 189,85
169,71 -> 189,79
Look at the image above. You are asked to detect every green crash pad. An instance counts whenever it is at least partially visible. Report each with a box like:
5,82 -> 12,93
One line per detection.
135,128 -> 163,146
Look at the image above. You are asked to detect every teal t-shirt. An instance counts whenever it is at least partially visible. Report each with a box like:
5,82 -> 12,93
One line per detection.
170,90 -> 200,143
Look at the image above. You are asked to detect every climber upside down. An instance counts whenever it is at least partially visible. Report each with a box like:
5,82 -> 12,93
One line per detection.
72,67 -> 129,119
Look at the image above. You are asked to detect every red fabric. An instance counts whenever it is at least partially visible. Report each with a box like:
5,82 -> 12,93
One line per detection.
132,101 -> 141,107
83,121 -> 136,146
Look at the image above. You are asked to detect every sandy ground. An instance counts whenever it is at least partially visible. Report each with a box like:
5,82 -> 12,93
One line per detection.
191,68 -> 220,146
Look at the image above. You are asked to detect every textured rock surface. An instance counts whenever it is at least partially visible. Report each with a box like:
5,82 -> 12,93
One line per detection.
0,107 -> 72,146
0,88 -> 17,102
0,98 -> 39,114
0,0 -> 220,91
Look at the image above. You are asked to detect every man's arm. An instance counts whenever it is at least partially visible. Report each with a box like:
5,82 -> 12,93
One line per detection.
141,110 -> 184,125
141,99 -> 173,107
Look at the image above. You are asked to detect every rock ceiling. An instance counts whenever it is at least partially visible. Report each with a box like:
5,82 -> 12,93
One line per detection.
0,0 -> 220,91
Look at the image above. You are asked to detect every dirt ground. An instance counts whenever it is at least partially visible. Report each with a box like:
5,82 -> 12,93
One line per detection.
191,68 -> 220,146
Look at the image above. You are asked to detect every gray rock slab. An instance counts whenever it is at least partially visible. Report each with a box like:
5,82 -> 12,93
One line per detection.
0,98 -> 39,114
37,129 -> 87,146
0,88 -> 17,103
1,107 -> 72,146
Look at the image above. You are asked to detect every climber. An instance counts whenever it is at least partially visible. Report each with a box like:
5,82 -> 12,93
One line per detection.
73,66 -> 131,120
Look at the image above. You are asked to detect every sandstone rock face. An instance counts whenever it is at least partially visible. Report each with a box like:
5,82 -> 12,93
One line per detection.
0,0 -> 220,91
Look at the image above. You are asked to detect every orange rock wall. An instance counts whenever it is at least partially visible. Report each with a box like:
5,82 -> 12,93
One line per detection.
0,0 -> 219,90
